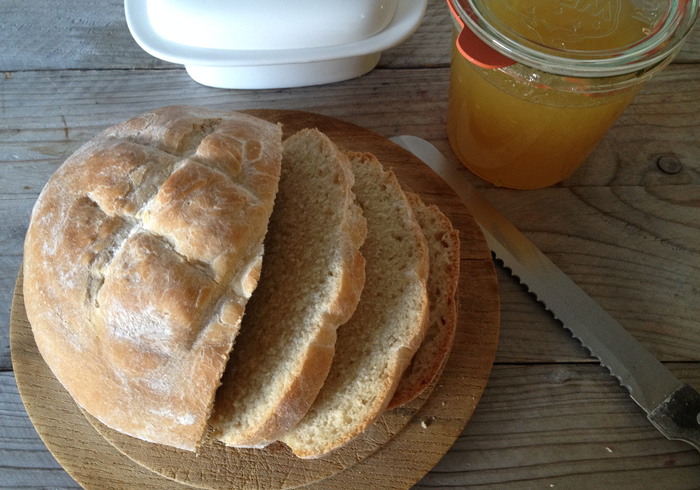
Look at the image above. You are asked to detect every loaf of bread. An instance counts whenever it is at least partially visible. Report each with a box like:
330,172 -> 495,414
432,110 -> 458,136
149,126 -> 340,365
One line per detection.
23,106 -> 283,451
24,105 -> 463,458
387,192 -> 460,409
210,129 -> 367,447
280,151 -> 430,459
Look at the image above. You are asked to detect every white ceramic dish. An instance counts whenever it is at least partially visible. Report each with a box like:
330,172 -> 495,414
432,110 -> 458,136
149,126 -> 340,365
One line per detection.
145,0 -> 400,51
124,0 -> 428,89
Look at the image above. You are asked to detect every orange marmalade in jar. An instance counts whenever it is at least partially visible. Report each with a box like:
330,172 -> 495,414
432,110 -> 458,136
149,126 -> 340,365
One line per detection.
446,0 -> 699,188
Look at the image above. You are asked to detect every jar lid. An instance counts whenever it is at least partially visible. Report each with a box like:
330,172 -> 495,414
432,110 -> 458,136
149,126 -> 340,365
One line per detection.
451,0 -> 699,76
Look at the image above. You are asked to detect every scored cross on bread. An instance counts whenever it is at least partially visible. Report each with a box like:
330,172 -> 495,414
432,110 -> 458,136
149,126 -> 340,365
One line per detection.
23,106 -> 282,451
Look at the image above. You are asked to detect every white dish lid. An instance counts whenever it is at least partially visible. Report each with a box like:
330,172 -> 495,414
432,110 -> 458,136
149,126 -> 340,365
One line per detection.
124,0 -> 427,89
146,0 -> 399,51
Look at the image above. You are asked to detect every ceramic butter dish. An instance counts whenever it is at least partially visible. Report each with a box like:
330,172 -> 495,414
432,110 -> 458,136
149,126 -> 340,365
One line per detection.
125,0 -> 427,89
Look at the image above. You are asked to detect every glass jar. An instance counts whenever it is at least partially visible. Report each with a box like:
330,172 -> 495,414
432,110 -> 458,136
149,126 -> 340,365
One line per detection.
446,0 -> 699,189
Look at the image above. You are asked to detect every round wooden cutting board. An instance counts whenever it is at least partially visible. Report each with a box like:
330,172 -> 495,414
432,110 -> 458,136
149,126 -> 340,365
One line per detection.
10,110 -> 500,490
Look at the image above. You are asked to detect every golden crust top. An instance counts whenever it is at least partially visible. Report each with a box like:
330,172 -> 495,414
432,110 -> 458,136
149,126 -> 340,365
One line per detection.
23,106 -> 282,451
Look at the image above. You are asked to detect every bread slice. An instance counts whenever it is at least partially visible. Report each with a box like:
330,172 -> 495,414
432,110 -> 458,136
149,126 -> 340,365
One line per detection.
210,129 -> 367,447
280,151 -> 430,459
387,192 -> 460,409
23,106 -> 282,451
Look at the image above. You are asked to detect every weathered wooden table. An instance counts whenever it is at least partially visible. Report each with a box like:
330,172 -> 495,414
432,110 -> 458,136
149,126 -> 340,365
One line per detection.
2,0 -> 699,488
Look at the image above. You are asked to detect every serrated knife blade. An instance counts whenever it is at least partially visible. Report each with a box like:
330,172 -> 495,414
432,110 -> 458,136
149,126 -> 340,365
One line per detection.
390,134 -> 700,451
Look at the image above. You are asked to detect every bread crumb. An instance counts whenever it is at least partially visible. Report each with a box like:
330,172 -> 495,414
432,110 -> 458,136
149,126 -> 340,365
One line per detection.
421,417 -> 435,429
606,447 -> 613,453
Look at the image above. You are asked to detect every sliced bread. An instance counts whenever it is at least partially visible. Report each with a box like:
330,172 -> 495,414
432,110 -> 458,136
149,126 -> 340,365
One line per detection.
280,151 -> 430,458
210,128 -> 367,447
387,192 -> 460,409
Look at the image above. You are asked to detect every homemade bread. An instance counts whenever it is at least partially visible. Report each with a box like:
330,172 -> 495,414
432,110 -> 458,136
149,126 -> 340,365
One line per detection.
280,151 -> 430,459
210,129 -> 367,447
387,192 -> 460,409
23,106 -> 282,451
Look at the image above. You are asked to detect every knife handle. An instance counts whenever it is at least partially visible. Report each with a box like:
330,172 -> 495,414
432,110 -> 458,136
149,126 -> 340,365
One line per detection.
648,384 -> 700,452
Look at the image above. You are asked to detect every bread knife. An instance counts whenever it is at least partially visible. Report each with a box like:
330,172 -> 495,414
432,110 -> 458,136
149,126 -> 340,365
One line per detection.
389,135 -> 700,451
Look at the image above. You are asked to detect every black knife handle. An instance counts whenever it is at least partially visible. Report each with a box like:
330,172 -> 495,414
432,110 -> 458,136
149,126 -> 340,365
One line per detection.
648,384 -> 700,452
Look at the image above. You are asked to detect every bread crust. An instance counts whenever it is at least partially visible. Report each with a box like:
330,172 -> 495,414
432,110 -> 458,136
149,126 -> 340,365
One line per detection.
211,129 -> 367,447
23,106 -> 282,451
281,151 -> 430,458
387,192 -> 460,409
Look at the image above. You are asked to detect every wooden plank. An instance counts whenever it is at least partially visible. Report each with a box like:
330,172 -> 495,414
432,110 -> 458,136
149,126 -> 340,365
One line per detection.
3,364 -> 700,489
1,0 -> 699,73
1,65 -> 698,189
1,65 -> 698,369
0,0 -> 453,72
0,372 -> 80,489
416,364 -> 700,489
0,0 -> 171,71
380,0 -> 453,68
0,257 -> 21,370
0,69 -> 450,140
488,185 -> 700,363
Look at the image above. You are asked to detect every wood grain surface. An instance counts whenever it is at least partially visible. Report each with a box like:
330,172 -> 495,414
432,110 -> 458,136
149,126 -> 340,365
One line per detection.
3,0 -> 700,487
10,110 -> 500,489
2,0 -> 699,71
